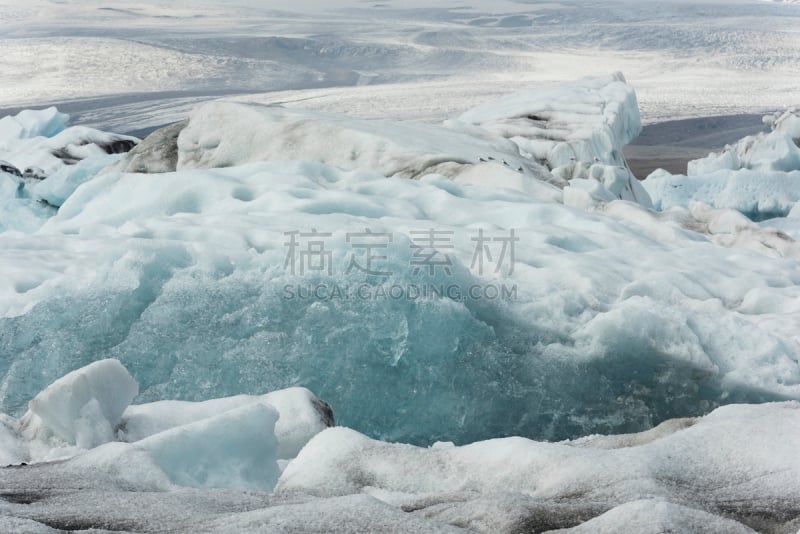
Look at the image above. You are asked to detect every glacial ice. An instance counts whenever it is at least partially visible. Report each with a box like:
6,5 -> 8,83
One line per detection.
1,76 -> 800,448
134,401 -> 281,492
643,108 -> 800,219
21,359 -> 138,451
0,107 -> 68,141
454,72 -> 652,207
120,387 -> 333,460
0,108 -> 137,177
0,359 -> 332,495
0,107 -> 138,232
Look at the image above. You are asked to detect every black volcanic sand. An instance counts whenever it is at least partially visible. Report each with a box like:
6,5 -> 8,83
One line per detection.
625,114 -> 770,179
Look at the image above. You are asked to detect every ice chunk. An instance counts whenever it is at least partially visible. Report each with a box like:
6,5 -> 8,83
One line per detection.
0,172 -> 55,233
642,168 -> 800,220
0,107 -> 69,142
21,359 -> 138,448
453,73 -> 650,206
644,109 -> 800,220
135,402 -> 281,492
456,72 -> 642,167
0,108 -> 137,178
0,415 -> 26,465
120,387 -> 334,459
28,154 -> 120,208
686,109 -> 800,176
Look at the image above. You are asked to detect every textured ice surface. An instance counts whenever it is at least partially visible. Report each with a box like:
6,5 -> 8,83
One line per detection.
1,397 -> 797,532
276,402 -> 800,532
2,78 -> 800,447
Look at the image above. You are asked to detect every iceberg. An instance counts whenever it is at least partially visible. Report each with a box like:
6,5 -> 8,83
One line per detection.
120,386 -> 334,460
1,76 -> 800,448
453,72 -> 651,207
643,108 -> 800,220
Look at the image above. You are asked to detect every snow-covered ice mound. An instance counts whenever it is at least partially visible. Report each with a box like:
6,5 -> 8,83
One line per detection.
276,402 -> 800,533
1,75 -> 800,449
116,101 -> 557,192
115,73 -> 648,206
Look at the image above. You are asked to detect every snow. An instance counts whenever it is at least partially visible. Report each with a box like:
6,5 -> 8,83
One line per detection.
276,402 -> 800,532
